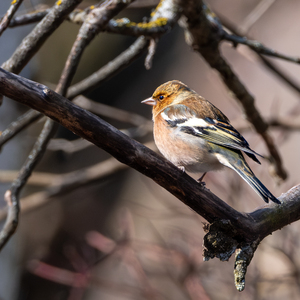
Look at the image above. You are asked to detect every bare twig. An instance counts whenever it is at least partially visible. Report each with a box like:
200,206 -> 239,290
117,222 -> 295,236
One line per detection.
0,170 -> 59,186
145,38 -> 158,70
238,0 -> 276,35
47,138 -> 92,153
219,14 -> 300,96
67,36 -> 148,98
46,124 -> 152,153
0,110 -> 42,149
47,99 -> 153,152
74,95 -> 152,128
8,7 -> 51,27
0,0 -> 90,251
222,32 -> 300,64
9,4 -> 178,38
28,259 -> 89,288
0,155 -> 130,219
268,117 -> 300,130
1,0 -> 83,74
218,0 -> 289,66
231,115 -> 300,133
106,17 -> 173,37
0,0 -> 24,36
56,0 -> 136,96
0,142 -> 155,221
69,0 -> 180,95
0,119 -> 57,251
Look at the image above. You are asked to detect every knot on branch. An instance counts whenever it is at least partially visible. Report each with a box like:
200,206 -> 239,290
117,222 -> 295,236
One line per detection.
203,219 -> 238,261
203,220 -> 261,291
234,240 -> 259,292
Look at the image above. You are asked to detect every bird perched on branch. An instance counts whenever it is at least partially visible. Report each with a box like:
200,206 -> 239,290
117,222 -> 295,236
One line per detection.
142,80 -> 280,204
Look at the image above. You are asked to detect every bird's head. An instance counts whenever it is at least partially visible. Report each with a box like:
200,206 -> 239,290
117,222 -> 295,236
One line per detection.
141,80 -> 193,118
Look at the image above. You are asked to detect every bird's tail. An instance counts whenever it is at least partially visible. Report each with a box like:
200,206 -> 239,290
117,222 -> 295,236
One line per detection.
216,149 -> 280,204
233,164 -> 280,204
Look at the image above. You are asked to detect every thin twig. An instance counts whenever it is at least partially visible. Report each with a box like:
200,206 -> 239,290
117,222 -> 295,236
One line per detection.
145,38 -> 158,70
238,0 -> 276,35
0,0 -> 91,251
9,5 -> 177,38
46,123 -> 152,154
0,0 -> 24,36
8,7 -> 51,27
56,0 -> 136,96
47,138 -> 92,153
0,142 -> 155,222
219,14 -> 300,96
0,170 -> 59,186
222,32 -> 300,64
0,119 -> 57,251
46,96 -> 153,152
74,95 -> 152,128
1,0 -> 83,74
106,17 -> 173,37
0,110 -> 42,149
268,117 -> 300,130
67,36 -> 148,98
0,154 -> 132,220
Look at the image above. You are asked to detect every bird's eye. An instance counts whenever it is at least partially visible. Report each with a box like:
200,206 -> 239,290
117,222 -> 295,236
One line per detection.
159,95 -> 164,100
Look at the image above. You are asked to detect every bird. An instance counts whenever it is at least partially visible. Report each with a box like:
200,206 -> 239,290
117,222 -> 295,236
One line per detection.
142,80 -> 280,204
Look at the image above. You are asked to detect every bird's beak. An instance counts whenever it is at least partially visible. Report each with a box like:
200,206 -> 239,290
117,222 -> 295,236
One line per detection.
141,97 -> 157,106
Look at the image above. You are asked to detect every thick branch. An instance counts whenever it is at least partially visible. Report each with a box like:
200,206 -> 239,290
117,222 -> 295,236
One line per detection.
0,68 -> 299,243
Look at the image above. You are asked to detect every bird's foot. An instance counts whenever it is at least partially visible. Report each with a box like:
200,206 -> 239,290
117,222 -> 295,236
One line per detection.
178,166 -> 185,173
197,172 -> 207,187
197,181 -> 206,188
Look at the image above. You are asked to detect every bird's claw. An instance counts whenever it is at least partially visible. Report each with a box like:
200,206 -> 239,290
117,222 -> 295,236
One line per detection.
197,180 -> 206,188
178,166 -> 185,173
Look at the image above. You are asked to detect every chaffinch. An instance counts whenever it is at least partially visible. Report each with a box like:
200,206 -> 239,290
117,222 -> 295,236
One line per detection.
142,80 -> 280,204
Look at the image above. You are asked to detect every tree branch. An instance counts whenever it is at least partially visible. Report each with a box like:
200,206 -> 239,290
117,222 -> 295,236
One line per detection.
0,68 -> 299,241
0,0 -> 24,36
222,32 -> 300,64
1,0 -> 83,74
0,118 -> 57,251
1,66 -> 300,290
218,14 -> 300,97
57,0 -> 136,96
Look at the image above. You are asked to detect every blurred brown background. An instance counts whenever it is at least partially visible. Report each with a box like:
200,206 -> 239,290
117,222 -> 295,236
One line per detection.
1,0 -> 300,299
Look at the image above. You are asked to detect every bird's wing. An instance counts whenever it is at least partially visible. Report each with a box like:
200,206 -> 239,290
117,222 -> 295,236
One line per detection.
162,104 -> 262,164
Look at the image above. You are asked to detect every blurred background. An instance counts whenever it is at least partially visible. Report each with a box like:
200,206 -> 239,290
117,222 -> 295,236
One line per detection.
1,0 -> 300,299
